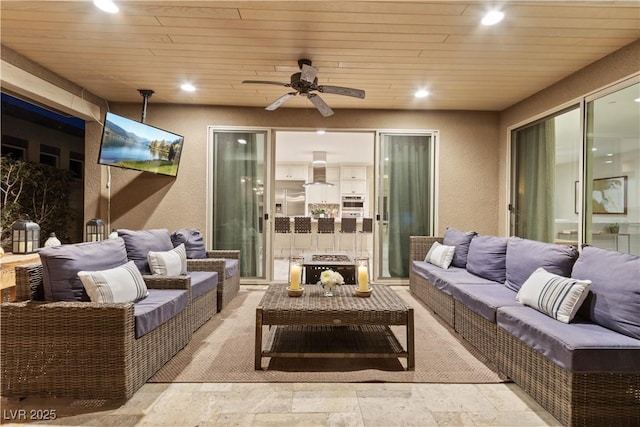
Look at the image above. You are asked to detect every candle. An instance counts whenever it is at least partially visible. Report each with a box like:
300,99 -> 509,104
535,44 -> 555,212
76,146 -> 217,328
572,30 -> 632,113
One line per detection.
26,241 -> 33,253
358,265 -> 369,291
290,265 -> 302,290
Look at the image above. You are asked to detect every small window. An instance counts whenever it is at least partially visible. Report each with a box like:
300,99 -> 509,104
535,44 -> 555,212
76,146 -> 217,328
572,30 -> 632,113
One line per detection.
39,144 -> 60,167
1,135 -> 28,160
69,158 -> 83,179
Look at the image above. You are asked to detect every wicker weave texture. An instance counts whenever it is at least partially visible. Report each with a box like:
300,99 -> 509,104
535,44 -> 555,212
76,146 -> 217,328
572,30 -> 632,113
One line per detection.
188,249 -> 241,312
1,264 -> 192,400
454,302 -> 496,360
497,326 -> 640,427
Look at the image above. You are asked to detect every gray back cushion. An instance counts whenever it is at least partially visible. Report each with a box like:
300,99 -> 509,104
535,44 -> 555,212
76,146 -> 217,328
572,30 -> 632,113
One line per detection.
118,229 -> 174,274
443,227 -> 477,268
466,235 -> 508,283
171,228 -> 207,259
505,237 -> 579,292
39,238 -> 129,301
573,246 -> 640,340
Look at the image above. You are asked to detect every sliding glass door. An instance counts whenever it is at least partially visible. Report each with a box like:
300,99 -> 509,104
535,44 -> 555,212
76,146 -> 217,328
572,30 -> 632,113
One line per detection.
511,108 -> 580,243
377,132 -> 435,279
208,128 -> 267,278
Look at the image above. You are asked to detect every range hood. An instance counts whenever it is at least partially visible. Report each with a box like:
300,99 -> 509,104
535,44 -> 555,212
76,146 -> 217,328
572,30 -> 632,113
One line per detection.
303,151 -> 334,187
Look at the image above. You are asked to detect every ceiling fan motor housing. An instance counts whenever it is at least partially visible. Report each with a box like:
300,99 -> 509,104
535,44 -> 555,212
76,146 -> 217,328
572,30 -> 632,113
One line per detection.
290,72 -> 317,94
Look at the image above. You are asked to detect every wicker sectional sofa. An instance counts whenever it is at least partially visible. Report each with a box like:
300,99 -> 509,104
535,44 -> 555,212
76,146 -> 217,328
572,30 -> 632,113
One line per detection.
410,231 -> 640,427
1,230 -> 240,401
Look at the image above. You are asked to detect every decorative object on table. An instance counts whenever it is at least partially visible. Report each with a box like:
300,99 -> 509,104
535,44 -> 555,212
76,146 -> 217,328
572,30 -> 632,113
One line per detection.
607,223 -> 620,234
85,218 -> 105,242
108,228 -> 119,239
355,256 -> 372,297
44,232 -> 61,247
11,219 -> 40,254
319,269 -> 344,296
288,255 -> 304,296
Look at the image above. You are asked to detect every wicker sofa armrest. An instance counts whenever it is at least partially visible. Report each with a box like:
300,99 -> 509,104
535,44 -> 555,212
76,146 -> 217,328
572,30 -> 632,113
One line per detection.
14,262 -> 45,302
142,274 -> 191,293
206,250 -> 240,260
187,257 -> 226,273
409,236 -> 443,261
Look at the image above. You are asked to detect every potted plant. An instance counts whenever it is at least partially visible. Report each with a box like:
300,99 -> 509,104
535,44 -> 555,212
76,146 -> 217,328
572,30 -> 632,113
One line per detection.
607,223 -> 620,234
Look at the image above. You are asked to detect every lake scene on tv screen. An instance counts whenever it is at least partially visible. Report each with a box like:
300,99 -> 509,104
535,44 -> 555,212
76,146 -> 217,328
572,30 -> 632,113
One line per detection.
99,112 -> 184,176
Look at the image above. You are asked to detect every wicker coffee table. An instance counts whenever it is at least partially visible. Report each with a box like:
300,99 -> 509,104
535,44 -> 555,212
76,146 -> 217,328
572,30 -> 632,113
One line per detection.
255,283 -> 414,370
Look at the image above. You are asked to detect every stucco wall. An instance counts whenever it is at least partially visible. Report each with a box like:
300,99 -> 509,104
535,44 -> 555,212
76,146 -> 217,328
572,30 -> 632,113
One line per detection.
497,40 -> 640,233
90,105 -> 500,237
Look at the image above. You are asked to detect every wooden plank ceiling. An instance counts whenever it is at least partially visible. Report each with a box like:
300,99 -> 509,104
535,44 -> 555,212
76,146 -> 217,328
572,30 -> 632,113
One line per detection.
1,1 -> 638,112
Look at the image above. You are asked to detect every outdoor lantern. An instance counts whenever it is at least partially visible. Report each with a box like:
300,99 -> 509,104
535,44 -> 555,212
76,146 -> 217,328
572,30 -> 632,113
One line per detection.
288,256 -> 304,292
85,218 -> 105,242
12,220 -> 40,254
356,257 -> 370,292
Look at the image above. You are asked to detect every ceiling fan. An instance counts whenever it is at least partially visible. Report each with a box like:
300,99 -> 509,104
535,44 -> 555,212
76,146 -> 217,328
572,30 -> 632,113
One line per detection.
242,59 -> 365,117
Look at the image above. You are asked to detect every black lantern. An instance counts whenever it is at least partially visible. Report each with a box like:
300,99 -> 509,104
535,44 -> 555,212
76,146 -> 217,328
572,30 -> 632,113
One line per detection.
85,218 -> 105,242
12,220 -> 40,254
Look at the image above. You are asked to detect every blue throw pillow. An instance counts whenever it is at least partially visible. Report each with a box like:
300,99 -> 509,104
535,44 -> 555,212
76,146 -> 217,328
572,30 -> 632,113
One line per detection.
573,245 -> 640,340
443,227 -> 477,268
505,237 -> 579,292
171,228 -> 207,259
39,238 -> 129,301
117,229 -> 174,274
465,235 -> 508,283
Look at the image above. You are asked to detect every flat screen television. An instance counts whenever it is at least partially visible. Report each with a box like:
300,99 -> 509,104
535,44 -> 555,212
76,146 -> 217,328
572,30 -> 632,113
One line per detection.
98,112 -> 184,177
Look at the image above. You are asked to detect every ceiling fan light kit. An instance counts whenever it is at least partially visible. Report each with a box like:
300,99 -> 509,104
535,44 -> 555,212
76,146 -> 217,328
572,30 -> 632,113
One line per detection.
242,59 -> 365,117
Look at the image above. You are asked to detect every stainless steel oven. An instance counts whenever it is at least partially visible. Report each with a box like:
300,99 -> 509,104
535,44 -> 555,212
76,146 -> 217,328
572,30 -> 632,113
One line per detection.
341,195 -> 364,217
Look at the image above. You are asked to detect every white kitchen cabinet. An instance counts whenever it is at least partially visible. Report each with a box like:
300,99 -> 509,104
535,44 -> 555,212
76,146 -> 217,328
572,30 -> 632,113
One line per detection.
341,180 -> 366,194
340,166 -> 367,180
306,182 -> 341,204
276,164 -> 308,180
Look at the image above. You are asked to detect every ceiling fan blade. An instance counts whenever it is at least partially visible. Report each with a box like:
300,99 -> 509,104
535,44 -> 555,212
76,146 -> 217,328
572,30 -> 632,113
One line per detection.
307,93 -> 334,117
242,80 -> 290,87
265,92 -> 296,111
318,85 -> 366,99
300,63 -> 319,84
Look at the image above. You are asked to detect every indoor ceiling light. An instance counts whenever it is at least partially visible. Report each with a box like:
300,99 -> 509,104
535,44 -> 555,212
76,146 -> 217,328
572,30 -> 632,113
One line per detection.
93,0 -> 119,14
180,82 -> 196,92
482,10 -> 504,26
635,98 -> 640,103
237,139 -> 247,144
414,89 -> 429,98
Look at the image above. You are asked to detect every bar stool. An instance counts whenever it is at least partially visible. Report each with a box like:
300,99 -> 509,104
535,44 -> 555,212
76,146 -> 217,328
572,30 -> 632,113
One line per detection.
339,217 -> 357,257
274,216 -> 292,258
359,217 -> 373,257
293,216 -> 312,255
316,217 -> 335,253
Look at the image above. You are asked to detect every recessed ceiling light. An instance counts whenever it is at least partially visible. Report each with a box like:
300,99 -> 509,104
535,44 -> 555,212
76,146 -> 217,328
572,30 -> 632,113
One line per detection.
316,129 -> 326,135
237,139 -> 247,144
592,147 -> 598,151
606,153 -> 614,156
414,89 -> 429,98
93,0 -> 119,14
180,82 -> 196,92
482,10 -> 504,26
605,160 -> 613,164
635,98 -> 640,103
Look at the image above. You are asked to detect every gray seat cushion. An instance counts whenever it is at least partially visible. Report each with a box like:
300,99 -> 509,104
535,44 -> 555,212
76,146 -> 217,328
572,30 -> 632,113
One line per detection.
466,235 -> 508,283
451,284 -> 519,322
505,237 -> 579,292
225,259 -> 239,279
412,261 -> 497,295
38,238 -> 129,302
573,246 -> 640,340
188,271 -> 218,300
118,229 -> 174,274
498,305 -> 640,373
134,289 -> 188,338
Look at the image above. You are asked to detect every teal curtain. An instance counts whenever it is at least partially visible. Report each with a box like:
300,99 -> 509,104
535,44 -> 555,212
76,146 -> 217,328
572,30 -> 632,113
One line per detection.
388,135 -> 431,277
212,132 -> 263,276
514,121 -> 555,242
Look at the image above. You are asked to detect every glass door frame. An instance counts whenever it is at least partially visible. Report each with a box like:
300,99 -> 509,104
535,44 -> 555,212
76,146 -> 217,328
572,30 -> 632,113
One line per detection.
374,129 -> 438,283
206,125 -> 273,284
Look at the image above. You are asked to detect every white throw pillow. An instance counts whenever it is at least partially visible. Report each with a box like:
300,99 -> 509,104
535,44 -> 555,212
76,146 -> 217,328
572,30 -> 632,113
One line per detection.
424,241 -> 456,269
78,260 -> 149,303
516,267 -> 591,323
147,243 -> 187,276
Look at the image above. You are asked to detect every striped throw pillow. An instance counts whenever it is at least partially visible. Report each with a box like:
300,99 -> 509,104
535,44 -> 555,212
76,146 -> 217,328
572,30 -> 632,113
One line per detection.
516,267 -> 591,323
147,243 -> 187,276
78,261 -> 149,303
425,241 -> 456,269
